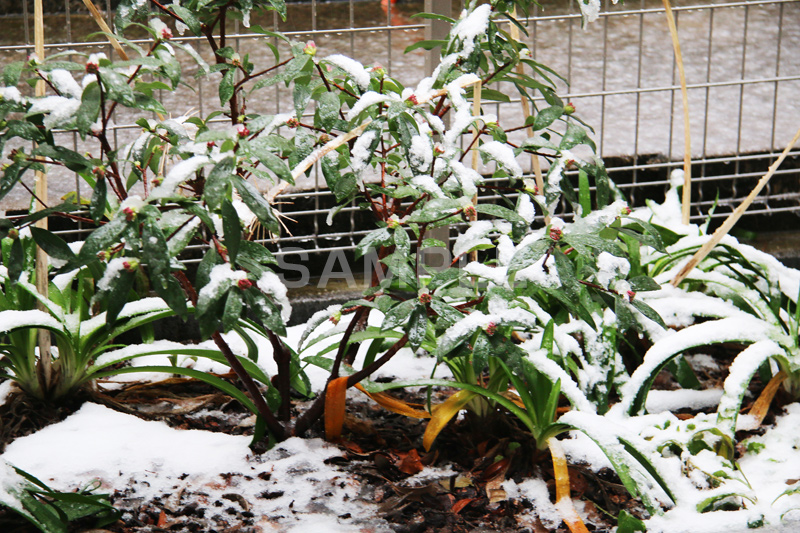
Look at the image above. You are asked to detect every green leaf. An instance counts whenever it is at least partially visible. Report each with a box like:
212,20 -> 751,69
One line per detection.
30,227 -> 75,262
90,177 -> 107,222
248,143 -> 293,184
616,510 -> 647,533
232,176 -> 280,234
293,81 -> 312,119
316,91 -> 340,131
407,198 -> 462,223
98,67 -> 136,107
382,299 -> 416,330
355,227 -> 392,259
142,217 -> 186,316
404,39 -> 447,53
219,68 -> 235,106
628,275 -> 661,292
222,199 -> 242,264
222,289 -> 244,332
74,215 -> 129,268
533,105 -> 563,131
76,82 -> 101,135
407,304 -> 427,351
203,157 -> 235,210
559,122 -> 596,152
170,5 -> 202,34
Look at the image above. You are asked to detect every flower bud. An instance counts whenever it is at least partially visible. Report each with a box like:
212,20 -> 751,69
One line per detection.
207,141 -> 215,150
122,259 -> 139,272
621,205 -> 632,215
406,94 -> 419,106
485,322 -> 497,336
97,249 -> 111,262
303,40 -> 317,57
160,26 -> 173,40
463,204 -> 476,219
370,63 -> 386,78
85,61 -> 99,74
286,118 -> 299,129
626,290 -> 636,301
549,226 -> 562,241
237,278 -> 253,290
6,228 -> 19,240
434,144 -> 445,155
122,206 -> 136,221
418,291 -> 432,304
236,124 -> 250,138
329,310 -> 342,325
318,133 -> 330,144
564,102 -> 576,115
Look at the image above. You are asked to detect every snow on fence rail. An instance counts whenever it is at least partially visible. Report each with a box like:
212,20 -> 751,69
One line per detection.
1,0 -> 798,262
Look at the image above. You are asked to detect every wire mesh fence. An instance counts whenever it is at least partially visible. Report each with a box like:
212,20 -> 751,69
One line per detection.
2,0 -> 799,265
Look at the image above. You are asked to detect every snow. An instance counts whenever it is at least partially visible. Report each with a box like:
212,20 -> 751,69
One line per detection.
409,135 -> 433,172
27,95 -> 80,130
479,141 -> 523,179
96,257 -> 128,293
453,220 -> 493,258
1,404 -> 390,532
150,155 -> 211,199
350,129 -> 377,176
645,389 -> 724,413
49,69 -> 82,99
256,270 -> 292,321
595,251 -> 630,289
323,54 -> 371,90
346,91 -> 396,120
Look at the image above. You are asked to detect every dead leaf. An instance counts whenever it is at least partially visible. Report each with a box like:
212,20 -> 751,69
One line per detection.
324,377 -> 349,441
452,497 -> 477,514
395,449 -> 424,475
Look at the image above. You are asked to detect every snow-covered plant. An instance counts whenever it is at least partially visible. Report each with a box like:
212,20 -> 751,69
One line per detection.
0,458 -> 117,532
615,184 -> 800,437
0,0 -> 675,517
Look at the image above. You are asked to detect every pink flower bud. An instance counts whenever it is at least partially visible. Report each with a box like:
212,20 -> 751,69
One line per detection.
207,141 -> 215,150
418,292 -> 432,304
627,290 -> 636,301
303,40 -> 317,57
463,204 -> 476,218
122,206 -> 136,222
237,278 -> 253,290
621,205 -> 632,215
236,124 -> 250,138
485,322 -> 497,336
122,259 -> 139,272
549,227 -> 562,241
564,102 -> 576,115
85,61 -> 99,74
406,94 -> 419,105
7,228 -> 19,240
286,118 -> 299,129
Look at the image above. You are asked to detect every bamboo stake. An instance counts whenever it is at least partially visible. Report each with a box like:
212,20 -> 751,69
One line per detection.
468,80 -> 482,262
548,438 -> 590,533
509,8 -> 548,224
671,124 -> 800,287
266,119 -> 373,203
662,0 -> 692,225
82,0 -> 129,61
33,0 -> 53,394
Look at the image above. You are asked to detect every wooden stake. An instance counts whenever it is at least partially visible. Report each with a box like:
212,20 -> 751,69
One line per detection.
671,124 -> 800,287
33,0 -> 53,395
662,0 -> 692,225
468,80 -> 482,262
82,0 -> 129,61
509,8 -> 548,224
